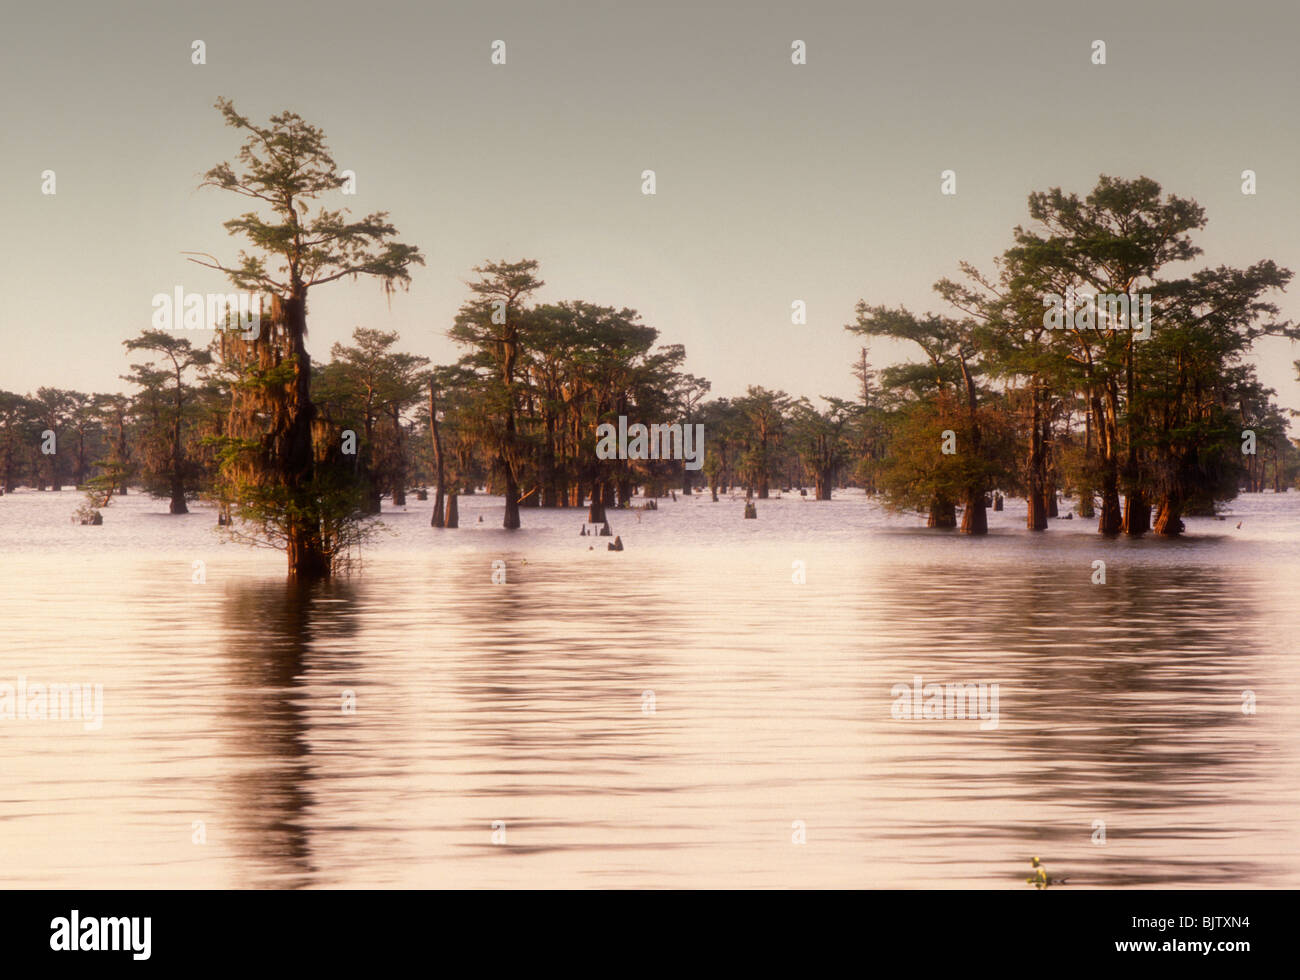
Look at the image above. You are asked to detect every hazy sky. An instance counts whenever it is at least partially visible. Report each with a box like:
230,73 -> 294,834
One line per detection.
3,0 -> 1298,426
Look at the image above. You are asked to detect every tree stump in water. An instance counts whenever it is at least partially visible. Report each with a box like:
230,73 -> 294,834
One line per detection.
416,488 -> 428,501
993,494 -> 1003,512
744,502 -> 757,519
599,521 -> 612,537
608,536 -> 623,551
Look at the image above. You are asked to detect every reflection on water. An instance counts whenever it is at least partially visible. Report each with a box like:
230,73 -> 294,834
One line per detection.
0,488 -> 1297,887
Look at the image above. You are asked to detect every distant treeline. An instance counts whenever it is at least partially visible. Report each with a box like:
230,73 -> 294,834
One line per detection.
2,233 -> 1295,539
2,100 -> 1297,581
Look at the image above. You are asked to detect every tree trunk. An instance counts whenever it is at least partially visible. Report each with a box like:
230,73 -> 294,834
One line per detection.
541,415 -> 558,507
432,372 -> 446,527
1097,386 -> 1123,535
286,531 -> 330,580
587,479 -> 607,523
1121,325 -> 1147,537
927,497 -> 956,528
502,460 -> 520,529
1152,495 -> 1184,536
960,489 -> 987,534
445,493 -> 459,528
1123,490 -> 1150,537
1098,471 -> 1122,534
1026,489 -> 1048,530
815,468 -> 833,501
1026,387 -> 1047,530
169,476 -> 188,515
955,353 -> 987,535
281,295 -> 330,581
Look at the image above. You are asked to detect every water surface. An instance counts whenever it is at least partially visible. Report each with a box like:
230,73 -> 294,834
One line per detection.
1,488 -> 1296,888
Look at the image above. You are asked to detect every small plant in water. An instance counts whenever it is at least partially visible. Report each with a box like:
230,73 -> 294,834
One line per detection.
74,484 -> 113,526
1026,856 -> 1069,889
73,501 -> 103,525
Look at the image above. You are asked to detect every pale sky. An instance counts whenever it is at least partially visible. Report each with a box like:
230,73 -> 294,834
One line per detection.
2,0 -> 1297,428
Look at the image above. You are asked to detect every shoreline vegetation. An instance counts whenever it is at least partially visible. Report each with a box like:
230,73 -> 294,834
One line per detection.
2,102 -> 1297,579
